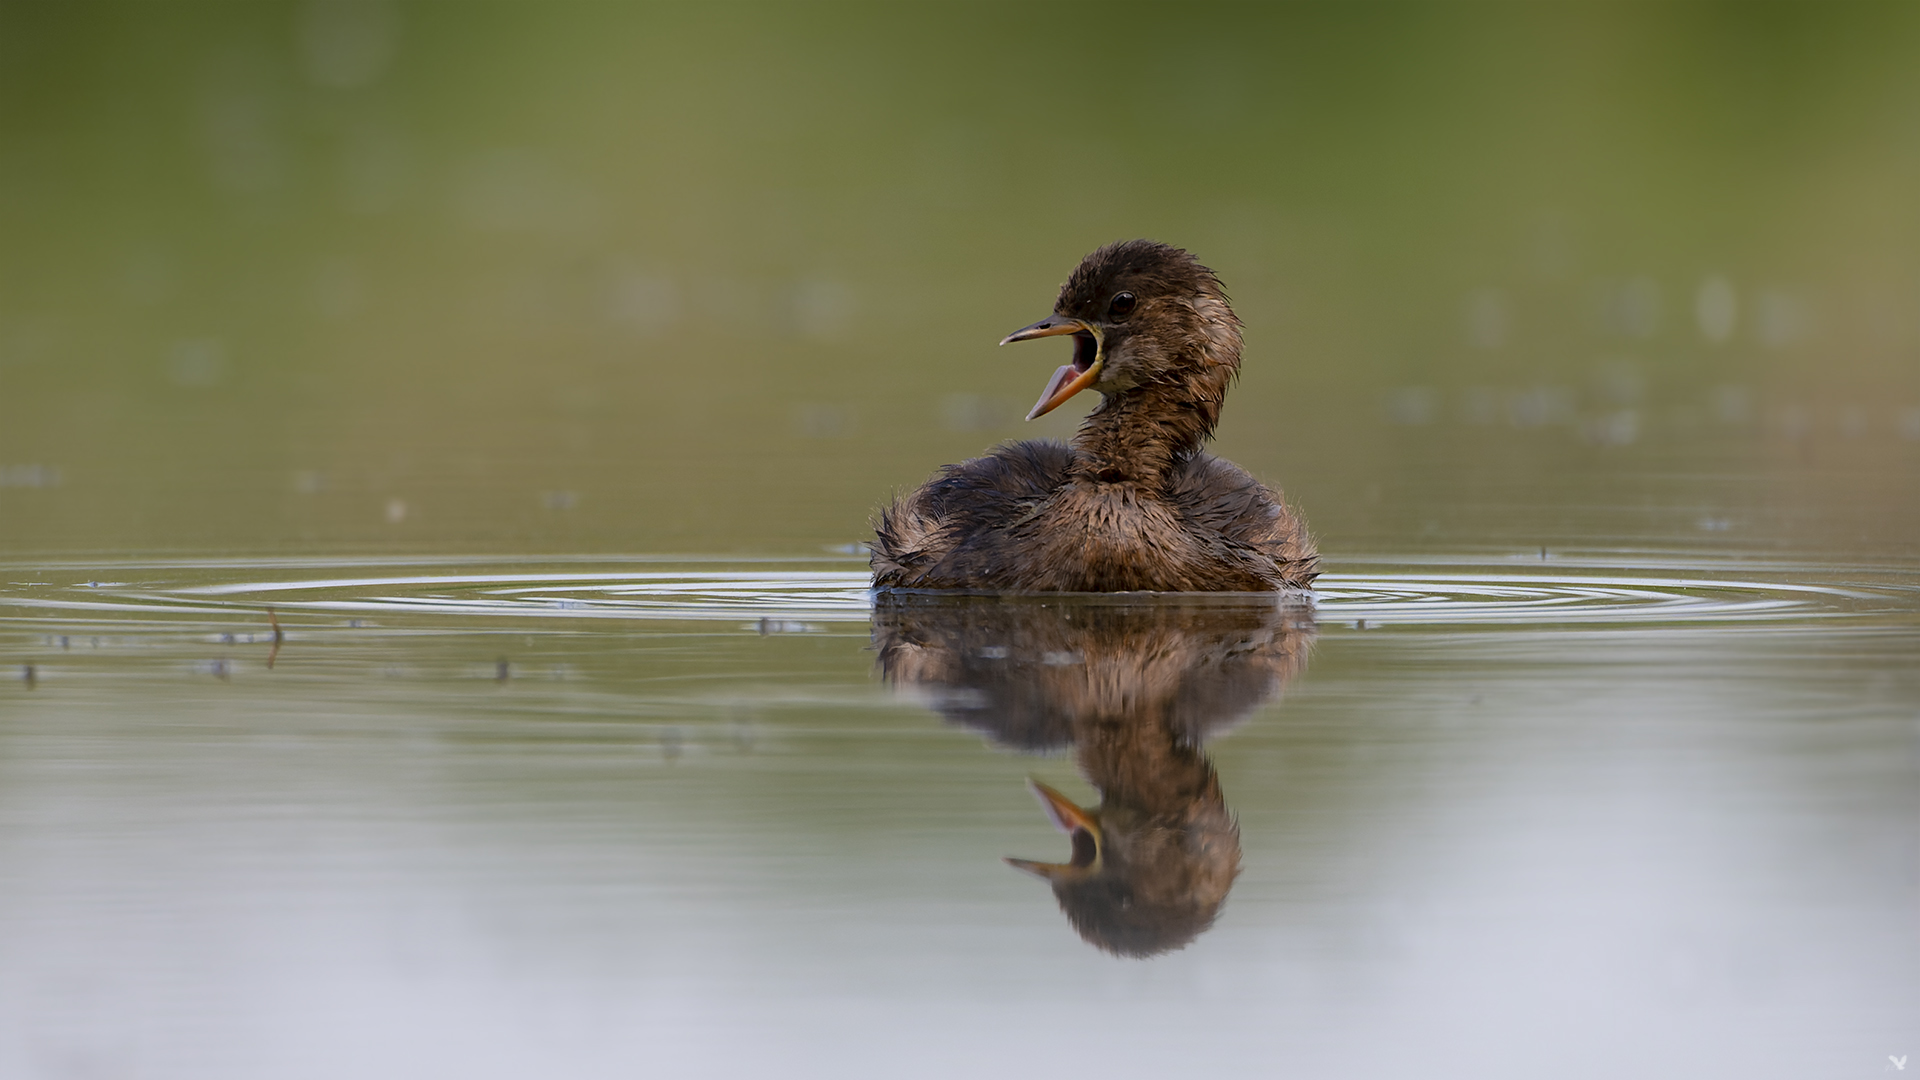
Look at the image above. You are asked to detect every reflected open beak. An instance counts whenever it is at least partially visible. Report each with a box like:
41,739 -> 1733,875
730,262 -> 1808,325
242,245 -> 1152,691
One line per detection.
1004,779 -> 1102,881
999,315 -> 1102,421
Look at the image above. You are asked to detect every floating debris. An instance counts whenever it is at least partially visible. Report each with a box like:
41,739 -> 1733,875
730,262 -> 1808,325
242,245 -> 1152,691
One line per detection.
756,618 -> 820,635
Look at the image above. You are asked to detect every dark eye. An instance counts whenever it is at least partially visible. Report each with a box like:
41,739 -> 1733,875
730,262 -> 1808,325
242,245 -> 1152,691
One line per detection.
1108,292 -> 1136,318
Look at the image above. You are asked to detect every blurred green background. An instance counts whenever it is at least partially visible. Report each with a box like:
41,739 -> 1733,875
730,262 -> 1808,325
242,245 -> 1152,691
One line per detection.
3,0 -> 1917,559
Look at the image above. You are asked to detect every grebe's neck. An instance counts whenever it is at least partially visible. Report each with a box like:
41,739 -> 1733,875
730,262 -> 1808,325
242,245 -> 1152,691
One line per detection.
1068,388 -> 1216,485
1067,292 -> 1241,486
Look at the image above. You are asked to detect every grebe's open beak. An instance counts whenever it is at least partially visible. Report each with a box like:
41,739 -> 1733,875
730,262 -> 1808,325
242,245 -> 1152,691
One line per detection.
1004,779 -> 1103,882
1000,315 -> 1102,421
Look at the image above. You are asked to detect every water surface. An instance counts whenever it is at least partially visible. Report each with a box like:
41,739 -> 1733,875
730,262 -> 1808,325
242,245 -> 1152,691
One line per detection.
4,554 -> 1915,1078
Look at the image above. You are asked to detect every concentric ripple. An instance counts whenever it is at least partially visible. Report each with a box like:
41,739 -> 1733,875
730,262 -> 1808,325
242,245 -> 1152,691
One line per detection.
1,555 -> 1914,631
1312,571 -> 1903,626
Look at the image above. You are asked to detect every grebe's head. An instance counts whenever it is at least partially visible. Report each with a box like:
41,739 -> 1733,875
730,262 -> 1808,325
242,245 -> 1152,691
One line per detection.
1001,240 -> 1242,422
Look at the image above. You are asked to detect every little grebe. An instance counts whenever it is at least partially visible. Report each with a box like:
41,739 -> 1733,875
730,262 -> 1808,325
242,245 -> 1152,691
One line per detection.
871,240 -> 1317,592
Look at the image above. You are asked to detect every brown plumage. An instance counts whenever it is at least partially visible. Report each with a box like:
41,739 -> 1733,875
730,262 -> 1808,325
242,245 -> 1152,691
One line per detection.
871,240 -> 1317,592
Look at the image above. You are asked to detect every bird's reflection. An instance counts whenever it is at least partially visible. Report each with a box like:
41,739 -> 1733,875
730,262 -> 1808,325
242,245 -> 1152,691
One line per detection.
873,593 -> 1315,957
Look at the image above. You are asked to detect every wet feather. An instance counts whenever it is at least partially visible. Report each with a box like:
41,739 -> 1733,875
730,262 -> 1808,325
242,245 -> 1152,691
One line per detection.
872,240 -> 1317,592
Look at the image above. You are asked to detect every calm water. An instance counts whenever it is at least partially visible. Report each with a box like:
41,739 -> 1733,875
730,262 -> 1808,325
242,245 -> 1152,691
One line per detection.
3,555 -> 1916,1077
5,3 -> 1920,1077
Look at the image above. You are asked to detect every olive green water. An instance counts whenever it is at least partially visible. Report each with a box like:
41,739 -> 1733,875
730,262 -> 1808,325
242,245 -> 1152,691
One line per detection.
2,4 -> 1918,1078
